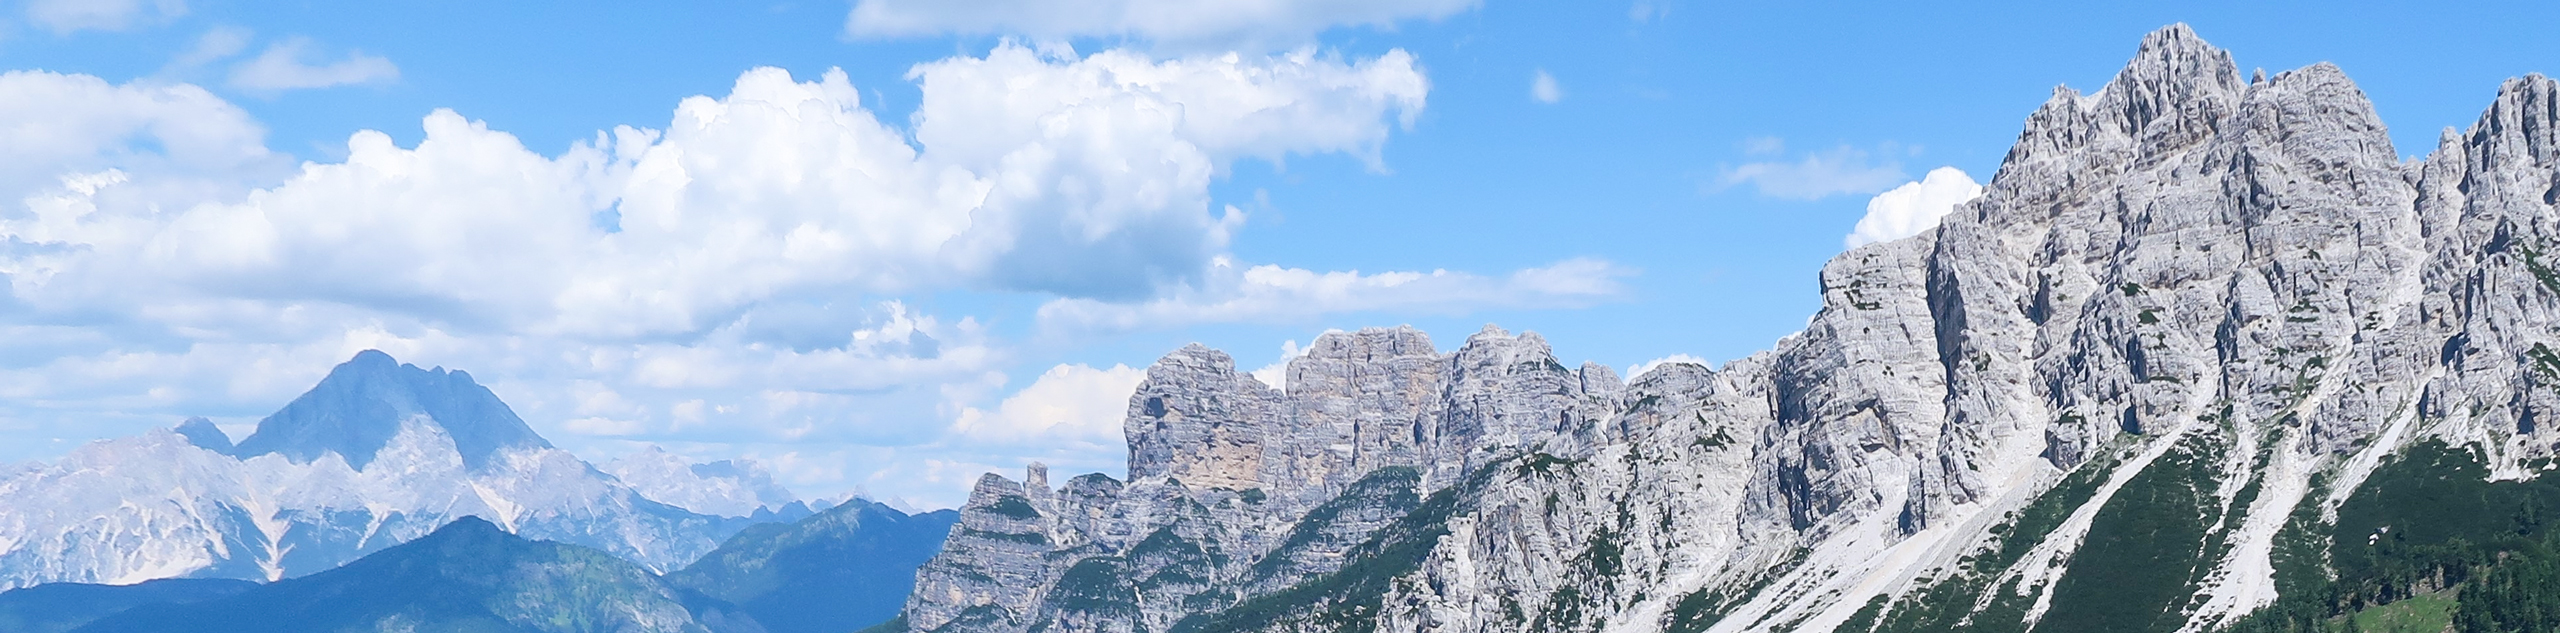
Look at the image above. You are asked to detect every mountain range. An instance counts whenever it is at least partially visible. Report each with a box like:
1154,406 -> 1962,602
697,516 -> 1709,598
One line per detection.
66,516 -> 760,633
0,350 -> 799,588
8,22 -> 2560,633
864,24 -> 2560,633
0,350 -> 959,632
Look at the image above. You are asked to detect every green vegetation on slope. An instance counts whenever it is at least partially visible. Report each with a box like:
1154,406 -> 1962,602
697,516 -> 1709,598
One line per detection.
2226,440 -> 2560,633
1172,463 -> 1503,633
2348,590 -> 2455,633
1851,443 -> 2123,633
1242,467 -> 1423,588
73,517 -> 755,633
666,500 -> 959,633
0,579 -> 257,633
2034,428 -> 2228,633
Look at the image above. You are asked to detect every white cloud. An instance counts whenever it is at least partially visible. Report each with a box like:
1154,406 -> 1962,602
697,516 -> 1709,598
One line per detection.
847,0 -> 1477,50
229,38 -> 400,92
4,46 -> 1427,341
1844,166 -> 1982,248
1531,69 -> 1562,104
951,363 -> 1145,450
1036,257 -> 1632,335
1627,353 -> 1707,380
0,45 -> 1438,507
1717,145 -> 1907,200
909,45 -> 1428,298
0,70 -> 275,196
1248,338 -> 1313,389
24,0 -> 183,34
169,26 -> 251,69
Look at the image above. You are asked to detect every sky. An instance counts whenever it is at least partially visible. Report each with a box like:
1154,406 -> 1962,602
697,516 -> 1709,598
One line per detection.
2,0 -> 2557,508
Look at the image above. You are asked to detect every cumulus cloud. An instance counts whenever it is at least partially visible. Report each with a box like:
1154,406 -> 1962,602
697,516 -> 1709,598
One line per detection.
228,38 -> 400,92
909,45 -> 1428,298
0,45 -> 1437,507
24,0 -> 183,34
950,363 -> 1145,451
1035,257 -> 1632,335
0,70 -> 275,195
1531,69 -> 1562,104
4,46 -> 1427,341
1717,145 -> 1907,200
847,0 -> 1477,50
1844,166 -> 1982,248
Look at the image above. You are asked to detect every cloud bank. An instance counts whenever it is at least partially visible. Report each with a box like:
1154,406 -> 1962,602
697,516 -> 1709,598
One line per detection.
0,43 -> 1616,506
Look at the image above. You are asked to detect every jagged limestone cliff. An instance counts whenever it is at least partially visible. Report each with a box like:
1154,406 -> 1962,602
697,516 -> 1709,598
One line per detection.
885,25 -> 2560,633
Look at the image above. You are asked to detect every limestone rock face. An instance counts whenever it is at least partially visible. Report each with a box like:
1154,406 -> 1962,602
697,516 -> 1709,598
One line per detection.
897,325 -> 1617,633
892,24 -> 2560,633
1126,345 -> 1283,492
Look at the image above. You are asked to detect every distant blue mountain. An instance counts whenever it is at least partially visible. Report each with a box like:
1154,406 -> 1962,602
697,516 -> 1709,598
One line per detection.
228,349 -> 551,470
668,499 -> 960,633
71,517 -> 761,633
170,418 -> 232,454
0,349 -> 804,591
0,578 -> 257,633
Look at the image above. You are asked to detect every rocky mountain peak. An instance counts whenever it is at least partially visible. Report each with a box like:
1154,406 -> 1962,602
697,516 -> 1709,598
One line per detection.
2472,73 -> 2559,166
171,417 -> 231,453
228,349 -> 550,471
2098,23 -> 2244,138
1303,325 -> 1436,362
1124,343 -> 1276,488
886,26 -> 2560,633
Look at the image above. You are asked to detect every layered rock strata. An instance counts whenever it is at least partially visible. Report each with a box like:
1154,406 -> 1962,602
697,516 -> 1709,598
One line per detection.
892,24 -> 2560,633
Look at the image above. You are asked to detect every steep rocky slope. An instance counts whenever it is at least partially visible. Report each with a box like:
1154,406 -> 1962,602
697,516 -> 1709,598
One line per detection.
880,25 -> 2560,633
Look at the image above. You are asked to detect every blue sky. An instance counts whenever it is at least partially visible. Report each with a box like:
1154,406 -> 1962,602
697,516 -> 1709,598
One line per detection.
2,0 -> 2556,507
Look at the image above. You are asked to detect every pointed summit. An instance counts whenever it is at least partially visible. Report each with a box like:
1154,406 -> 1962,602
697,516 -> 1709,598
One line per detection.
2093,23 -> 2244,139
172,417 -> 232,453
229,350 -> 550,471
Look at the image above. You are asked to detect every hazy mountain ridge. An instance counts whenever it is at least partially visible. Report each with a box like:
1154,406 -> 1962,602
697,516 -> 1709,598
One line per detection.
667,499 -> 959,633
0,578 -> 256,633
66,517 -> 761,633
606,446 -> 807,520
0,498 -> 957,633
0,351 -> 804,590
876,24 -> 2560,633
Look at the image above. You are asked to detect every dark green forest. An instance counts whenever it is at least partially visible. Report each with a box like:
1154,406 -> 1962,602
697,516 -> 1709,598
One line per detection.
2229,441 -> 2560,633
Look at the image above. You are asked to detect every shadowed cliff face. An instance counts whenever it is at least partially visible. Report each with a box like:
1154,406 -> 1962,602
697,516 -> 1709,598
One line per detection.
886,24 -> 2560,633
